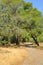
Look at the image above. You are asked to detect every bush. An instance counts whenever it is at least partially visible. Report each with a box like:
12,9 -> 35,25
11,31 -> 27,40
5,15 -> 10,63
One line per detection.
0,36 -> 8,45
10,36 -> 16,43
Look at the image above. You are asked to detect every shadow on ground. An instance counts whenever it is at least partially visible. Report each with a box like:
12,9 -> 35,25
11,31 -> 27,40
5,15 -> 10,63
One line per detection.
20,43 -> 37,48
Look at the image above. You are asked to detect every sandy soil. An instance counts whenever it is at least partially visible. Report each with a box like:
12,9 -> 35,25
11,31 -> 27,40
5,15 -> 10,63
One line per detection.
22,43 -> 43,65
0,47 -> 28,65
0,43 -> 43,65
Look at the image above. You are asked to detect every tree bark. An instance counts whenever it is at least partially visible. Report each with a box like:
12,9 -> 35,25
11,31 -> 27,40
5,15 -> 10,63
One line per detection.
16,36 -> 20,46
31,34 -> 39,46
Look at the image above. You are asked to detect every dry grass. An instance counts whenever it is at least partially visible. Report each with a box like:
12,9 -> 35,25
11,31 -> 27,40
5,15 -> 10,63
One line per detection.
0,47 -> 28,65
36,43 -> 43,50
0,42 -> 43,65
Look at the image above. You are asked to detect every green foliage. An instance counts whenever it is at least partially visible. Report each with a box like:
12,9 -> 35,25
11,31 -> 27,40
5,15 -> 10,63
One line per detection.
0,0 -> 43,45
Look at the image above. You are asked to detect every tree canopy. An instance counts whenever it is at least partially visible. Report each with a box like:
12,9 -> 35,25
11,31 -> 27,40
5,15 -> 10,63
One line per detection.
0,0 -> 43,46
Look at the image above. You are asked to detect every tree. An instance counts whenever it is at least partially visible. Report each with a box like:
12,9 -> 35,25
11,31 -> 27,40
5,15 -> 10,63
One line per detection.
0,0 -> 43,46
22,7 -> 42,46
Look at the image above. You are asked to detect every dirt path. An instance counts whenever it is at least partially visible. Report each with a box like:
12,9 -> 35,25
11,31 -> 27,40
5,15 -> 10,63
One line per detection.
22,48 -> 43,65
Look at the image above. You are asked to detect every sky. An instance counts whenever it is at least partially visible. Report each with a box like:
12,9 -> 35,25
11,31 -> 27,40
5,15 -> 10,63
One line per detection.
25,0 -> 43,14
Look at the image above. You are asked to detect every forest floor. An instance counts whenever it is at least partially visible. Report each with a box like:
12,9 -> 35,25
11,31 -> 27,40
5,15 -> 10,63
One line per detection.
0,42 -> 43,65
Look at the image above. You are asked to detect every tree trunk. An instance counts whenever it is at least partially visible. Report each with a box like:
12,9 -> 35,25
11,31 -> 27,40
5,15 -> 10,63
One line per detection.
16,36 -> 20,46
31,34 -> 39,46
